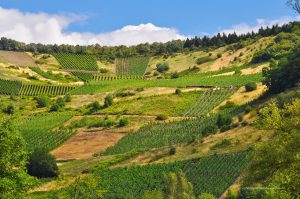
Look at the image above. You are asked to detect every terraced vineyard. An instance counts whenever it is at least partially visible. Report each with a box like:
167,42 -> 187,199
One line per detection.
71,71 -> 94,81
70,73 -> 262,95
95,152 -> 248,198
17,112 -> 75,151
184,88 -> 235,117
92,74 -> 145,81
52,53 -> 98,71
19,84 -> 76,96
102,115 -> 217,155
0,79 -> 22,95
115,57 -> 149,76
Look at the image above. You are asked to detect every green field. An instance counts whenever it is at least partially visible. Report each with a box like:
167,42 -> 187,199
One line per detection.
17,112 -> 75,151
116,57 -> 149,76
95,152 -> 248,198
69,73 -> 262,95
100,91 -> 204,116
52,53 -> 98,71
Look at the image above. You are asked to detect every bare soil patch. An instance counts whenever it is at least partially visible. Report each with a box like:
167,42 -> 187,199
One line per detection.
0,50 -> 36,67
51,130 -> 125,160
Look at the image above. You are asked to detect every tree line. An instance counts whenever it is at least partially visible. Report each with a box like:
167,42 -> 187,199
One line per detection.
0,22 -> 299,63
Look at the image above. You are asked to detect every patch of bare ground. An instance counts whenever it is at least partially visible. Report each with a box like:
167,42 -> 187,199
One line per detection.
0,50 -> 37,66
51,129 -> 125,160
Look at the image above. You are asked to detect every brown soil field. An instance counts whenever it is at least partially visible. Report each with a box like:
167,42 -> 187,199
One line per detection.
51,129 -> 125,160
0,50 -> 36,67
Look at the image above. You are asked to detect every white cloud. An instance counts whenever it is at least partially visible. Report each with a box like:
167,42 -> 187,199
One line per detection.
0,7 -> 186,46
218,16 -> 300,35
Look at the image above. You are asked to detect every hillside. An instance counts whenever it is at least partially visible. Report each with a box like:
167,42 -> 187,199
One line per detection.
0,22 -> 299,199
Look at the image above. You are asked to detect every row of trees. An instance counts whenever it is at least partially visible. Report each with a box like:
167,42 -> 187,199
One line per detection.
0,22 -> 299,62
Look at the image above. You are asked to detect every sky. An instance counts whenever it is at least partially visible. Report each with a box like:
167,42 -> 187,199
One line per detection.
0,0 -> 298,46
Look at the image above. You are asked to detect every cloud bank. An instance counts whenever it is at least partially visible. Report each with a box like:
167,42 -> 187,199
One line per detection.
0,7 -> 186,46
218,16 -> 300,35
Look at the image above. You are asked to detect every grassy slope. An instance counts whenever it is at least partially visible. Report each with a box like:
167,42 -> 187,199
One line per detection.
99,91 -> 203,116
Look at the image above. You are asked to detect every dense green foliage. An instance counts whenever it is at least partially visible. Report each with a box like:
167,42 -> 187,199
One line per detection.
0,79 -> 22,95
17,112 -> 75,151
35,96 -> 51,108
53,53 -> 98,71
0,118 -> 36,198
156,62 -> 170,73
71,71 -> 94,81
94,153 -> 248,198
244,82 -> 257,92
27,148 -> 59,178
263,45 -> 300,93
184,88 -> 234,117
240,98 -> 300,198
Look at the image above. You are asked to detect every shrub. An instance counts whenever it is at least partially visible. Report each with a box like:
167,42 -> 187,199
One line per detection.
100,68 -> 109,73
234,69 -> 241,75
35,96 -> 51,108
4,105 -> 15,115
196,56 -> 214,65
175,88 -> 182,95
217,113 -> 232,128
27,148 -> 58,178
119,118 -> 129,127
50,104 -> 60,112
171,72 -> 179,79
156,114 -> 168,121
202,125 -> 218,136
217,53 -> 222,58
89,101 -> 101,111
245,82 -> 257,92
169,147 -> 176,155
104,96 -> 113,108
244,105 -> 253,113
241,121 -> 249,126
64,94 -> 72,102
156,62 -> 169,73
153,71 -> 160,76
56,97 -> 65,108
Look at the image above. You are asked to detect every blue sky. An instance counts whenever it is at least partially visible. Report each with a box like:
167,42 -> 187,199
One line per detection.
0,0 -> 297,45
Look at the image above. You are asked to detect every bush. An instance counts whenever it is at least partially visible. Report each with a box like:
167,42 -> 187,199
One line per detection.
27,148 -> 58,178
245,105 -> 253,113
119,118 -> 129,127
245,82 -> 257,92
175,88 -> 182,95
217,53 -> 222,58
4,105 -> 15,115
56,97 -> 65,108
156,62 -> 169,73
169,147 -> 176,155
64,94 -> 72,102
50,104 -> 60,112
234,69 -> 241,75
202,125 -> 218,136
156,114 -> 168,121
241,121 -> 249,126
89,101 -> 101,111
217,113 -> 232,128
220,125 -> 231,132
35,96 -> 51,108
100,68 -> 109,73
171,72 -> 179,79
196,56 -> 214,65
104,96 -> 113,108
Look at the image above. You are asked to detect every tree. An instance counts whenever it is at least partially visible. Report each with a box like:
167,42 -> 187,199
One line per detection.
156,62 -> 170,73
217,113 -> 232,128
27,148 -> 59,178
56,97 -> 66,108
287,0 -> 300,13
262,45 -> 300,93
243,99 -> 300,198
0,118 -> 36,198
104,96 -> 113,108
164,171 -> 195,199
119,118 -> 129,127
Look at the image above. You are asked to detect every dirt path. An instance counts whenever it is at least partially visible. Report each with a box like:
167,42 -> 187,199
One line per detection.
51,129 -> 125,160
